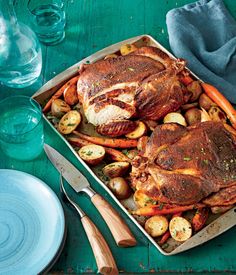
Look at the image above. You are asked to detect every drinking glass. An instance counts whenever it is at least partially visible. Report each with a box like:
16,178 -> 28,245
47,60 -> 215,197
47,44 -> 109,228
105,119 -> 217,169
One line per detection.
27,0 -> 66,45
0,96 -> 44,161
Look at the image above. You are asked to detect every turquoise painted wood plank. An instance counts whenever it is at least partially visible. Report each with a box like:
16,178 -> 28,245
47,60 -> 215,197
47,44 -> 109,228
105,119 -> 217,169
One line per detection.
1,0 -> 236,274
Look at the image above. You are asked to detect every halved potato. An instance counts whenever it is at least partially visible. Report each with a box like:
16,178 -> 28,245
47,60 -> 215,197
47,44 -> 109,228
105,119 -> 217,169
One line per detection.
181,102 -> 198,111
78,144 -> 105,166
108,177 -> 132,199
145,215 -> 169,237
169,217 -> 192,242
51,99 -> 71,118
187,80 -> 202,102
134,190 -> 155,208
58,110 -> 81,134
104,54 -> 118,60
125,121 -> 147,139
184,108 -> 201,125
199,93 -> 216,111
163,112 -> 187,126
144,120 -> 158,131
102,161 -> 130,178
208,106 -> 227,123
120,44 -> 137,55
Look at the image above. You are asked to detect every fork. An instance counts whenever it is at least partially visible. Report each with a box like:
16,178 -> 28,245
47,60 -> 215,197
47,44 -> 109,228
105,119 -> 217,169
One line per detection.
59,173 -> 118,275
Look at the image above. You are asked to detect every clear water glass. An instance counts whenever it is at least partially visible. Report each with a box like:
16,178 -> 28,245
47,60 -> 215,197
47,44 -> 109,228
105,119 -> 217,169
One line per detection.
0,96 -> 44,161
28,0 -> 66,45
0,0 -> 42,88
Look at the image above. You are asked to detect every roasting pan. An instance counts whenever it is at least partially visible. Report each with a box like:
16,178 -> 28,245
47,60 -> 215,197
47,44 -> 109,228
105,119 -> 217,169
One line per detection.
33,35 -> 236,255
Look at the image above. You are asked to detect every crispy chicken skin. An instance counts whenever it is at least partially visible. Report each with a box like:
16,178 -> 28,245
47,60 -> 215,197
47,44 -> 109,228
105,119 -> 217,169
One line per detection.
77,46 -> 190,136
131,121 -> 236,205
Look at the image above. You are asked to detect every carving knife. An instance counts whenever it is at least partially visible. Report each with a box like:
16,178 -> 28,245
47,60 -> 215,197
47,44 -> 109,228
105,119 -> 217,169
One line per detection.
44,144 -> 137,247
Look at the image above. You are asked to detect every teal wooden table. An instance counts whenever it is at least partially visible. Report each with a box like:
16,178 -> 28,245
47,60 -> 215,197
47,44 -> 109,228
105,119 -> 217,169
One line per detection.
1,1 -> 236,274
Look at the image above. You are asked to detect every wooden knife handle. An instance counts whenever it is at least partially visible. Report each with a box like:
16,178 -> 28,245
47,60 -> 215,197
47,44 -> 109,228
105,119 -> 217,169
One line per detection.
91,194 -> 137,247
81,215 -> 118,275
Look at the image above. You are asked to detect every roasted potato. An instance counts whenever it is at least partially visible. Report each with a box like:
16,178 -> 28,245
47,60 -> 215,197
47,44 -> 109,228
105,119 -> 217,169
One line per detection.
169,217 -> 192,242
104,54 -> 118,60
144,120 -> 158,131
184,108 -> 201,125
187,80 -> 202,102
208,106 -> 227,123
199,93 -> 216,111
120,44 -> 137,55
125,121 -> 147,139
58,110 -> 81,134
108,177 -> 132,199
102,161 -> 130,178
134,190 -> 155,208
78,144 -> 105,166
163,112 -> 187,126
145,215 -> 169,237
181,102 -> 198,111
51,99 -> 71,118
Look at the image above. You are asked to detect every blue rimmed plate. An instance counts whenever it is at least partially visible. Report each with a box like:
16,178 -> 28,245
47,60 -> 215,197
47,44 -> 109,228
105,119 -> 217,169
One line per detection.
0,169 -> 65,275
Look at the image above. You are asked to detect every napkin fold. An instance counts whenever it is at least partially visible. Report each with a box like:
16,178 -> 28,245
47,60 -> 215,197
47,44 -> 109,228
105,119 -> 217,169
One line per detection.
166,0 -> 236,104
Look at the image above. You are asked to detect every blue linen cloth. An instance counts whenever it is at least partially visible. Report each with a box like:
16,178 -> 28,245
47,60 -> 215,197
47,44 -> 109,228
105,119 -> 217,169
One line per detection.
166,0 -> 236,104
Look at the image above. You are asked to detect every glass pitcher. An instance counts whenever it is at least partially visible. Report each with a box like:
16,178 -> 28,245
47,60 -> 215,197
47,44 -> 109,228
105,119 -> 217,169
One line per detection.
0,0 -> 42,88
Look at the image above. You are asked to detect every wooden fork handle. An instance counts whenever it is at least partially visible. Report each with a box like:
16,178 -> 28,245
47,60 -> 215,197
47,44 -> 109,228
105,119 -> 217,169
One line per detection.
91,194 -> 137,247
81,216 -> 118,275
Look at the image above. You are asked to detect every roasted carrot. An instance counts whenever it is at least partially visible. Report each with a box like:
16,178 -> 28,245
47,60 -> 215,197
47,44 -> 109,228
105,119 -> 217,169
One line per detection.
43,75 -> 80,113
67,136 -> 131,162
224,123 -> 236,136
159,231 -> 171,245
179,75 -> 194,86
104,147 -> 131,162
132,204 -> 205,216
159,212 -> 182,245
192,207 -> 209,232
67,136 -> 92,147
73,131 -> 138,148
201,83 -> 236,129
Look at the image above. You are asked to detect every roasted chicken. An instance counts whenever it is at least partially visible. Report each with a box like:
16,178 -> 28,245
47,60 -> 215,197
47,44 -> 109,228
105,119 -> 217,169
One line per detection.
77,46 -> 191,137
131,121 -> 236,207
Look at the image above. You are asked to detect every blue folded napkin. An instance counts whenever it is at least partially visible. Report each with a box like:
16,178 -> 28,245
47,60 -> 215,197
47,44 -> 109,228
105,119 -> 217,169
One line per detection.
166,0 -> 236,104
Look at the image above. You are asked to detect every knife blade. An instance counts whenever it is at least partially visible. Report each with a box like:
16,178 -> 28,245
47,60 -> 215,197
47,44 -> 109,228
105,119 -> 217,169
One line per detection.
44,143 -> 137,247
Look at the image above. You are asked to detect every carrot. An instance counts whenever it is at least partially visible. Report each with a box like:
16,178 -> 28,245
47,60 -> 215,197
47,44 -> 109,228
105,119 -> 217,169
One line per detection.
159,212 -> 182,245
179,75 -> 194,86
132,204 -> 205,216
159,231 -> 171,245
67,136 -> 131,162
67,136 -> 92,147
73,131 -> 138,148
201,83 -> 236,129
43,75 -> 80,113
104,147 -> 131,162
192,207 -> 209,232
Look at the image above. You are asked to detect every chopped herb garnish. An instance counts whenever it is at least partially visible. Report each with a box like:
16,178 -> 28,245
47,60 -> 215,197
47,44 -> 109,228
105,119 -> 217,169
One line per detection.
183,157 -> 191,161
85,151 -> 93,156
203,159 -> 209,165
159,203 -> 164,210
67,123 -> 76,127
